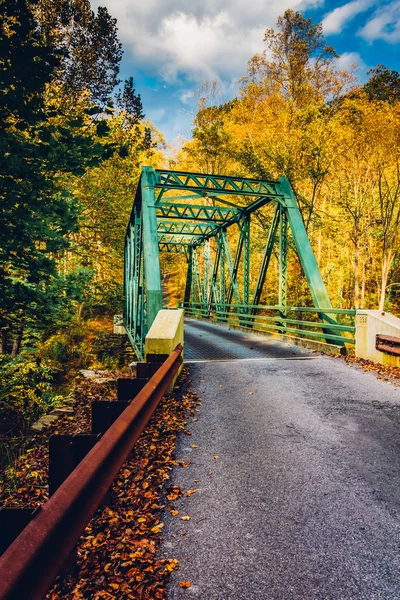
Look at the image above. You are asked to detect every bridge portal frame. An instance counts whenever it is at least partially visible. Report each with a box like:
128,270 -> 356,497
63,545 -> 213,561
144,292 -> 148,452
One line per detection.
124,166 -> 339,358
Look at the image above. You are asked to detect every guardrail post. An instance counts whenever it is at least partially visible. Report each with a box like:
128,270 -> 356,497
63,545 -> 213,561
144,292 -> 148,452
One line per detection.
0,508 -> 38,556
117,377 -> 149,401
49,435 -> 102,498
91,401 -> 130,435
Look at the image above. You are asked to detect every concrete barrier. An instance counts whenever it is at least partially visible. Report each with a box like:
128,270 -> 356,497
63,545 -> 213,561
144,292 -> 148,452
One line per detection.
355,310 -> 400,367
145,309 -> 184,389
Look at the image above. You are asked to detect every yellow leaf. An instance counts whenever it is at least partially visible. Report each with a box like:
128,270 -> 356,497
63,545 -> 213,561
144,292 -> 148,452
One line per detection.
170,509 -> 179,516
248,391 -> 254,395
213,455 -> 219,459
137,517 -> 146,523
186,489 -> 197,497
165,559 -> 179,572
151,524 -> 164,533
191,444 -> 198,449
181,516 -> 191,521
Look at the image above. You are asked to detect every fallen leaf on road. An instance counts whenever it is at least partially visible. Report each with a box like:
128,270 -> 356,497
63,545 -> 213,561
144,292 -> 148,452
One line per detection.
181,516 -> 191,521
191,444 -> 198,449
248,392 -> 254,395
213,456 -> 219,459
186,489 -> 197,497
180,581 -> 191,588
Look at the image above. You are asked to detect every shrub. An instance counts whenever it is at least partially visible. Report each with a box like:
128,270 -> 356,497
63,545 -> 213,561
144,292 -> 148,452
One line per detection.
0,354 -> 62,434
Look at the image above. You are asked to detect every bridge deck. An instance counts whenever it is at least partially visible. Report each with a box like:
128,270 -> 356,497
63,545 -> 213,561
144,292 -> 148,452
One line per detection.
161,319 -> 400,599
184,318 -> 311,361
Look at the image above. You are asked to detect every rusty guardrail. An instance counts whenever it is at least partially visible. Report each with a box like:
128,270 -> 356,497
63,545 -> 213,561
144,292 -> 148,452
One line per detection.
376,334 -> 400,356
0,344 -> 183,600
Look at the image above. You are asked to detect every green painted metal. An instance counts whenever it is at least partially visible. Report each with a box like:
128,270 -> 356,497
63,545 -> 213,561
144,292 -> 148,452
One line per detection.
278,177 -> 334,320
242,216 -> 251,309
221,230 -> 241,306
182,302 -> 356,346
252,204 -> 280,307
124,166 -> 350,355
141,167 -> 163,331
278,205 -> 288,328
184,247 -> 193,305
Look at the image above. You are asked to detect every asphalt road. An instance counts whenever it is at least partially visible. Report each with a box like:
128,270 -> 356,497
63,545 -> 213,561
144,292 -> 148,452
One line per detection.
160,320 -> 400,600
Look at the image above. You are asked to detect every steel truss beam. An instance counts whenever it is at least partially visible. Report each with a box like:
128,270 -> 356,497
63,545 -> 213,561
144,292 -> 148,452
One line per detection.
156,203 -> 241,222
155,169 -> 282,197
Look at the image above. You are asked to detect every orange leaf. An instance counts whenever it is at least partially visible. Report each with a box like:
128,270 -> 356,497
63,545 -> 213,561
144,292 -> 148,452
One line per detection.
180,581 -> 191,588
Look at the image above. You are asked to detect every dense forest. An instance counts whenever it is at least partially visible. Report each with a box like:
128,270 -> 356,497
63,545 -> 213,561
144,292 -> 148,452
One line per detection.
1,2 -> 400,434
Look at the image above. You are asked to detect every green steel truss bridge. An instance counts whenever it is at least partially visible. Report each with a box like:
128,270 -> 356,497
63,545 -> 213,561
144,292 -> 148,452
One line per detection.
124,167 -> 355,358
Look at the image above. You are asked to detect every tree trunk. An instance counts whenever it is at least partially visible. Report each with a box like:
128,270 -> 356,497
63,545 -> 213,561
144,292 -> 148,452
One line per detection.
0,330 -> 7,355
353,244 -> 360,309
78,302 -> 85,319
361,259 -> 366,309
11,327 -> 24,358
378,253 -> 393,311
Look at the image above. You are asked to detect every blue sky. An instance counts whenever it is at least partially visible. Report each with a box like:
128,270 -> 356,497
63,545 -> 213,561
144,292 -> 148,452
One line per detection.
91,0 -> 400,145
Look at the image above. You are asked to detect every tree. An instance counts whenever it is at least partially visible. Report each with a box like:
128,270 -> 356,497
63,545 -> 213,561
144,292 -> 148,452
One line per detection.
0,0 -> 116,354
246,10 -> 342,108
30,0 -> 122,105
364,65 -> 400,104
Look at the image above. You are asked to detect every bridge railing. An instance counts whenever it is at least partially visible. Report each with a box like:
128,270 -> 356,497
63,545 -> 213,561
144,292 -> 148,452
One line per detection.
182,302 -> 356,347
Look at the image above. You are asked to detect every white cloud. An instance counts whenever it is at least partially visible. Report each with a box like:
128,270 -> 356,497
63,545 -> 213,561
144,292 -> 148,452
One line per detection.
180,90 -> 195,104
322,0 -> 374,34
336,51 -> 365,71
147,108 -> 166,123
359,0 -> 400,43
90,0 -> 325,84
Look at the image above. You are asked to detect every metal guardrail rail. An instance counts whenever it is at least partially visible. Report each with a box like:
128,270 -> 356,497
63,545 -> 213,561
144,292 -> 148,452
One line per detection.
0,345 -> 183,600
376,334 -> 400,356
183,302 -> 356,346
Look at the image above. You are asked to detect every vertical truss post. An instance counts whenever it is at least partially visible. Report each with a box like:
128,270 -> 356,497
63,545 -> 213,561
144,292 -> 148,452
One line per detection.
134,209 -> 144,350
203,241 -> 211,311
207,234 -> 222,317
124,208 -> 145,358
192,248 -> 203,307
219,241 -> 226,314
279,205 -> 288,328
226,232 -> 243,307
184,246 -> 193,306
242,216 -> 251,313
141,167 -> 163,331
124,225 -> 132,334
221,229 -> 241,312
252,204 -> 280,311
